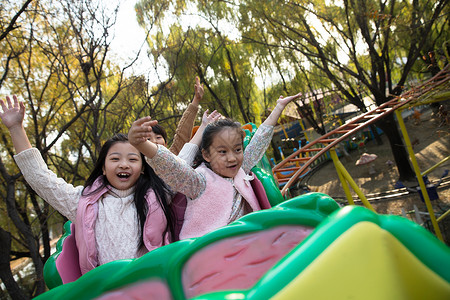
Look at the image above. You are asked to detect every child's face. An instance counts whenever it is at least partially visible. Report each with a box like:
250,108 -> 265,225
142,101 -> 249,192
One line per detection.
102,142 -> 143,190
148,131 -> 167,147
202,127 -> 243,178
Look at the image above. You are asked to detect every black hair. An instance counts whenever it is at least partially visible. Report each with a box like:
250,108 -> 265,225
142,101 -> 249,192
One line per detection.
83,133 -> 175,246
151,124 -> 167,144
193,118 -> 245,168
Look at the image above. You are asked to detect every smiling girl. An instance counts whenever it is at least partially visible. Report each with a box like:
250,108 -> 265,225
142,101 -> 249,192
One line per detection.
129,92 -> 302,239
0,95 -> 173,275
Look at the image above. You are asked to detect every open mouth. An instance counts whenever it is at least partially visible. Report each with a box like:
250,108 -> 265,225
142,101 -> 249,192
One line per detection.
117,173 -> 131,179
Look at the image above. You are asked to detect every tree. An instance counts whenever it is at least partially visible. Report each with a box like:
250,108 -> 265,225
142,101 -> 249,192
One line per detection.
0,0 -> 33,89
237,0 -> 449,183
135,0 -> 449,182
135,0 -> 264,126
0,0 -> 140,297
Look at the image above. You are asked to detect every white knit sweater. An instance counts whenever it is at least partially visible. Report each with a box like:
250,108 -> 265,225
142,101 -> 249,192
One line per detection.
14,148 -> 142,265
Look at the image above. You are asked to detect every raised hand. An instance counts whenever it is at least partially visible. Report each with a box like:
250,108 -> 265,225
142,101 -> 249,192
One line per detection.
0,95 -> 32,153
128,116 -> 158,147
263,92 -> 302,127
201,109 -> 221,127
192,76 -> 204,106
188,110 -> 222,147
0,95 -> 25,130
276,92 -> 302,108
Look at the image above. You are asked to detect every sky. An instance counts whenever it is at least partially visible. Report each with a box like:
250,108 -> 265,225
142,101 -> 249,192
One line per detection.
107,0 -> 151,77
105,1 -> 357,89
105,1 -> 298,87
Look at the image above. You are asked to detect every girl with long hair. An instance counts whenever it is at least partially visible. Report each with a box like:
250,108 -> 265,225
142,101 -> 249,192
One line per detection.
0,95 -> 174,275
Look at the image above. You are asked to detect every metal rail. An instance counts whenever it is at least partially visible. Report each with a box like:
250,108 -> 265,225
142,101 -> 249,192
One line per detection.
273,65 -> 450,196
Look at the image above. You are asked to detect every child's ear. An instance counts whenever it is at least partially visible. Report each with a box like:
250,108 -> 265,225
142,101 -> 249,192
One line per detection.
202,149 -> 211,163
102,166 -> 106,176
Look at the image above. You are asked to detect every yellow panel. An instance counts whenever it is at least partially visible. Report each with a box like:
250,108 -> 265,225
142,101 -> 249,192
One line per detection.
273,222 -> 450,300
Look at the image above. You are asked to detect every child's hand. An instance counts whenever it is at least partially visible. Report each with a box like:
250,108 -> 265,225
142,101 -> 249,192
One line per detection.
201,109 -> 221,127
128,116 -> 158,147
263,92 -> 303,127
276,92 -> 302,108
0,95 -> 25,130
192,76 -> 204,106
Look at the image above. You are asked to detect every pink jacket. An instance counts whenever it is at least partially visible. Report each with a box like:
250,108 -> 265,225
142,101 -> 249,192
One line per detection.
75,178 -> 168,274
179,164 -> 263,240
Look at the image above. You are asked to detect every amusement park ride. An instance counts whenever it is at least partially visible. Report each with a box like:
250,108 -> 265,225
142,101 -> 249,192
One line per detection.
272,64 -> 450,242
36,68 -> 450,299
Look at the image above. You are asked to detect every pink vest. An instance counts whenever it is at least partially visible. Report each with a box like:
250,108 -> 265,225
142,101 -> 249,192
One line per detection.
179,164 -> 262,240
75,178 -> 168,274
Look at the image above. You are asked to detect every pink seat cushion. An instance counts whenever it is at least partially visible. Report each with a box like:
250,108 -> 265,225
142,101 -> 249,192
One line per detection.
55,223 -> 82,284
182,225 -> 314,298
96,280 -> 171,300
250,174 -> 271,209
171,192 -> 188,241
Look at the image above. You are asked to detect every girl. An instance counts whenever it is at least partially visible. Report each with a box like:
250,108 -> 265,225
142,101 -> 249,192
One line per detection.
0,95 -> 173,275
128,92 -> 302,239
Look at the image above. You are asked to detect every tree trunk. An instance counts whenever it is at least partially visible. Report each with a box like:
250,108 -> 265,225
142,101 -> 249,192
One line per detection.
224,48 -> 250,124
0,227 -> 28,300
377,114 -> 416,184
29,190 -> 51,261
369,124 -> 383,145
271,139 -> 281,162
5,181 -> 46,296
199,74 -> 230,118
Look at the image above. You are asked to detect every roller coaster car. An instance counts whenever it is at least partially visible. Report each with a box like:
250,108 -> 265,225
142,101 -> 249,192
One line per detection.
40,123 -> 450,299
42,122 -> 283,288
38,192 -> 450,300
43,174 -> 271,290
43,221 -> 81,289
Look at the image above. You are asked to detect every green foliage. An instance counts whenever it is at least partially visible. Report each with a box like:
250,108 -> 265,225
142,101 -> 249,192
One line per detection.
136,0 -> 268,125
0,0 -> 142,297
1,0 -> 447,297
135,0 -> 447,183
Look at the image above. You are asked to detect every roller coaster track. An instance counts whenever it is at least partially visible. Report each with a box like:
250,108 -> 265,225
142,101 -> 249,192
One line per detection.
333,177 -> 450,203
273,65 -> 450,197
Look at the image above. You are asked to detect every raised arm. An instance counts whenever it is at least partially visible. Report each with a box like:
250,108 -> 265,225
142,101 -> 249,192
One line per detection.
0,95 -> 32,153
128,116 -> 159,158
262,92 -> 302,127
169,77 -> 203,155
241,92 -> 302,173
189,109 -> 222,147
129,116 -> 206,199
1,95 -> 81,221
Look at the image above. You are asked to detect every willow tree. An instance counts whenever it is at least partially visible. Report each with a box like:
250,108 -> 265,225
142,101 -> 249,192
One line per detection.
0,0 -> 140,297
135,0 -> 264,126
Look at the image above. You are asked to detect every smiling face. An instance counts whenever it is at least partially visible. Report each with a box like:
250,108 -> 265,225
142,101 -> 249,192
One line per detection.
148,131 -> 167,147
102,142 -> 143,190
202,127 -> 244,178
149,124 -> 168,147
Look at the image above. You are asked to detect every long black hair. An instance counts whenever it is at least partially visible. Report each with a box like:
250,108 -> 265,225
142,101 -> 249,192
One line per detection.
193,118 -> 245,168
83,133 -> 175,246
